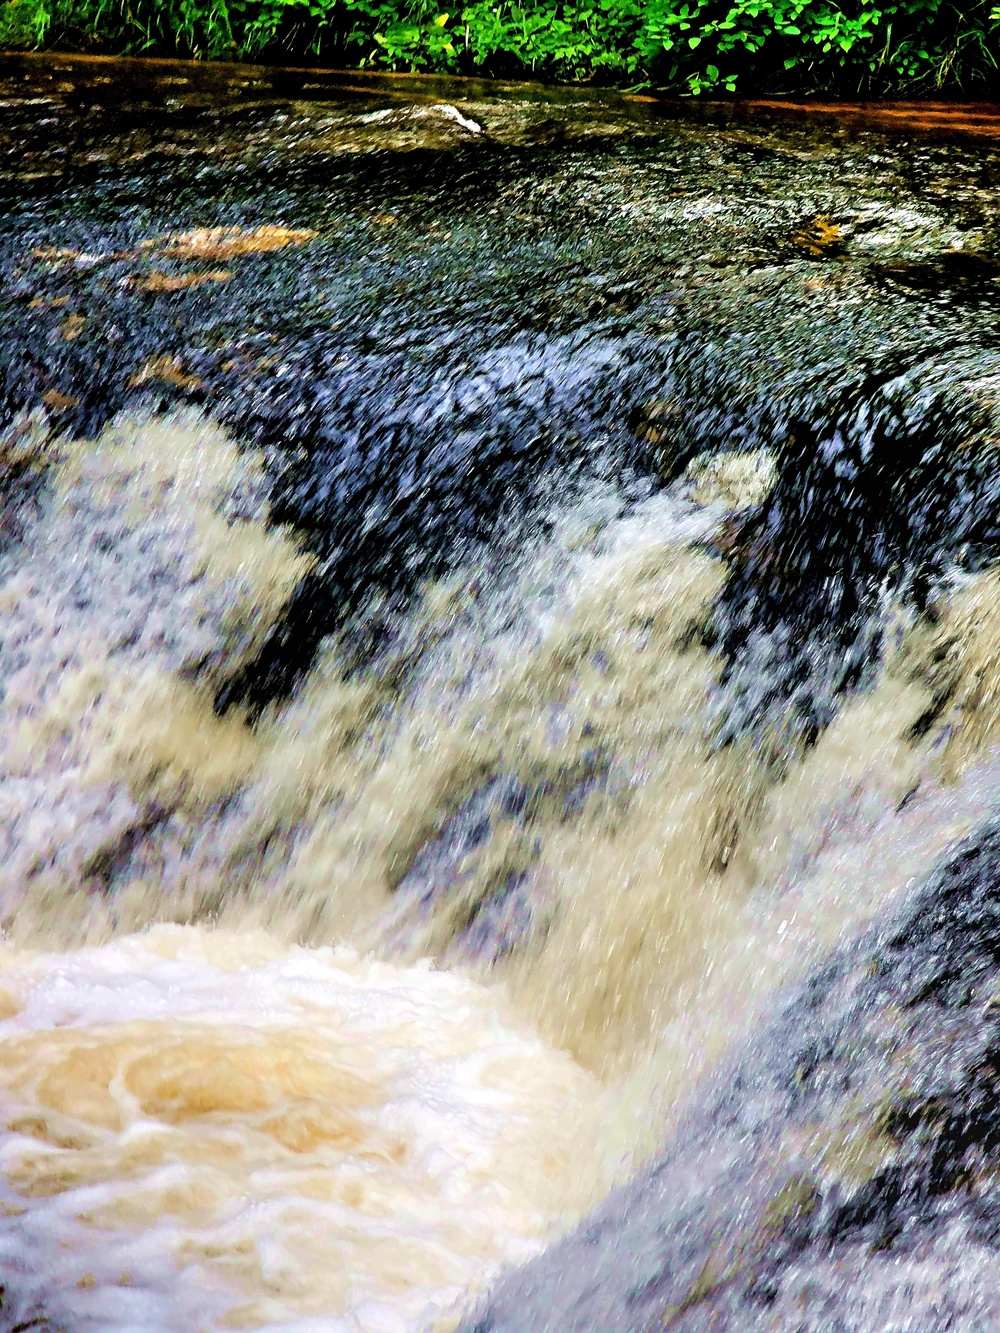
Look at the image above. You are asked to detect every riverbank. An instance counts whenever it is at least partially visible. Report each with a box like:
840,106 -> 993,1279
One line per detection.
2,0 -> 998,96
3,49 -> 1000,176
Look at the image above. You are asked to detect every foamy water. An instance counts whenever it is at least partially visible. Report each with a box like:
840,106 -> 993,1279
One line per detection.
4,408 -> 1000,1328
0,928 -> 599,1332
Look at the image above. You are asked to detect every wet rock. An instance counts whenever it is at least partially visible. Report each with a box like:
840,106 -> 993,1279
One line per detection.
386,764 -> 602,962
464,819 -> 1000,1331
5,55 -> 1000,830
705,350 -> 1000,748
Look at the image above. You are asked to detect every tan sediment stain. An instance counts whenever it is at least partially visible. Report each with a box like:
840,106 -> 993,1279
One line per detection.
792,214 -> 842,255
59,312 -> 86,341
129,355 -> 204,389
32,245 -> 84,265
26,227 -> 316,281
40,389 -> 79,411
135,270 -> 232,293
147,226 -> 318,261
39,668 -> 261,809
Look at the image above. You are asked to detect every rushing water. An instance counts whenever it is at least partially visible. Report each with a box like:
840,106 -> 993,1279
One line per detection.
3,53 -> 1000,1331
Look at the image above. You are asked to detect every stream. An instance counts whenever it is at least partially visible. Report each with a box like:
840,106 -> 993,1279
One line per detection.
3,52 -> 1000,1331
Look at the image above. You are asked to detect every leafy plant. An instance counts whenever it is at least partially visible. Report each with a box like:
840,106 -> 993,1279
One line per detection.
5,0 -> 999,95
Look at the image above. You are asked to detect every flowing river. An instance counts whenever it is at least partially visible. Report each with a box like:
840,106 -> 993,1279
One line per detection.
3,53 -> 1000,1331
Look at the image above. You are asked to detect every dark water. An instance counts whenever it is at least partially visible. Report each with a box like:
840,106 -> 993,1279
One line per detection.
4,52 -> 1000,1331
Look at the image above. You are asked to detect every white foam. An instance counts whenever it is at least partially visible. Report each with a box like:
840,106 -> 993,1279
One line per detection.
0,928 -> 601,1332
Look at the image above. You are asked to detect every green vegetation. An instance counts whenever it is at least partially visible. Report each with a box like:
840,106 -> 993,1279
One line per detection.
2,0 -> 998,93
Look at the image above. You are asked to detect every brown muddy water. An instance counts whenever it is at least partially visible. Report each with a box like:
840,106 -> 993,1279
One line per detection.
3,54 -> 1000,1331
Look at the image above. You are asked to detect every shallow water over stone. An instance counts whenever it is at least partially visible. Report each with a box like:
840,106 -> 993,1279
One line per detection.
4,54 -> 1000,1331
